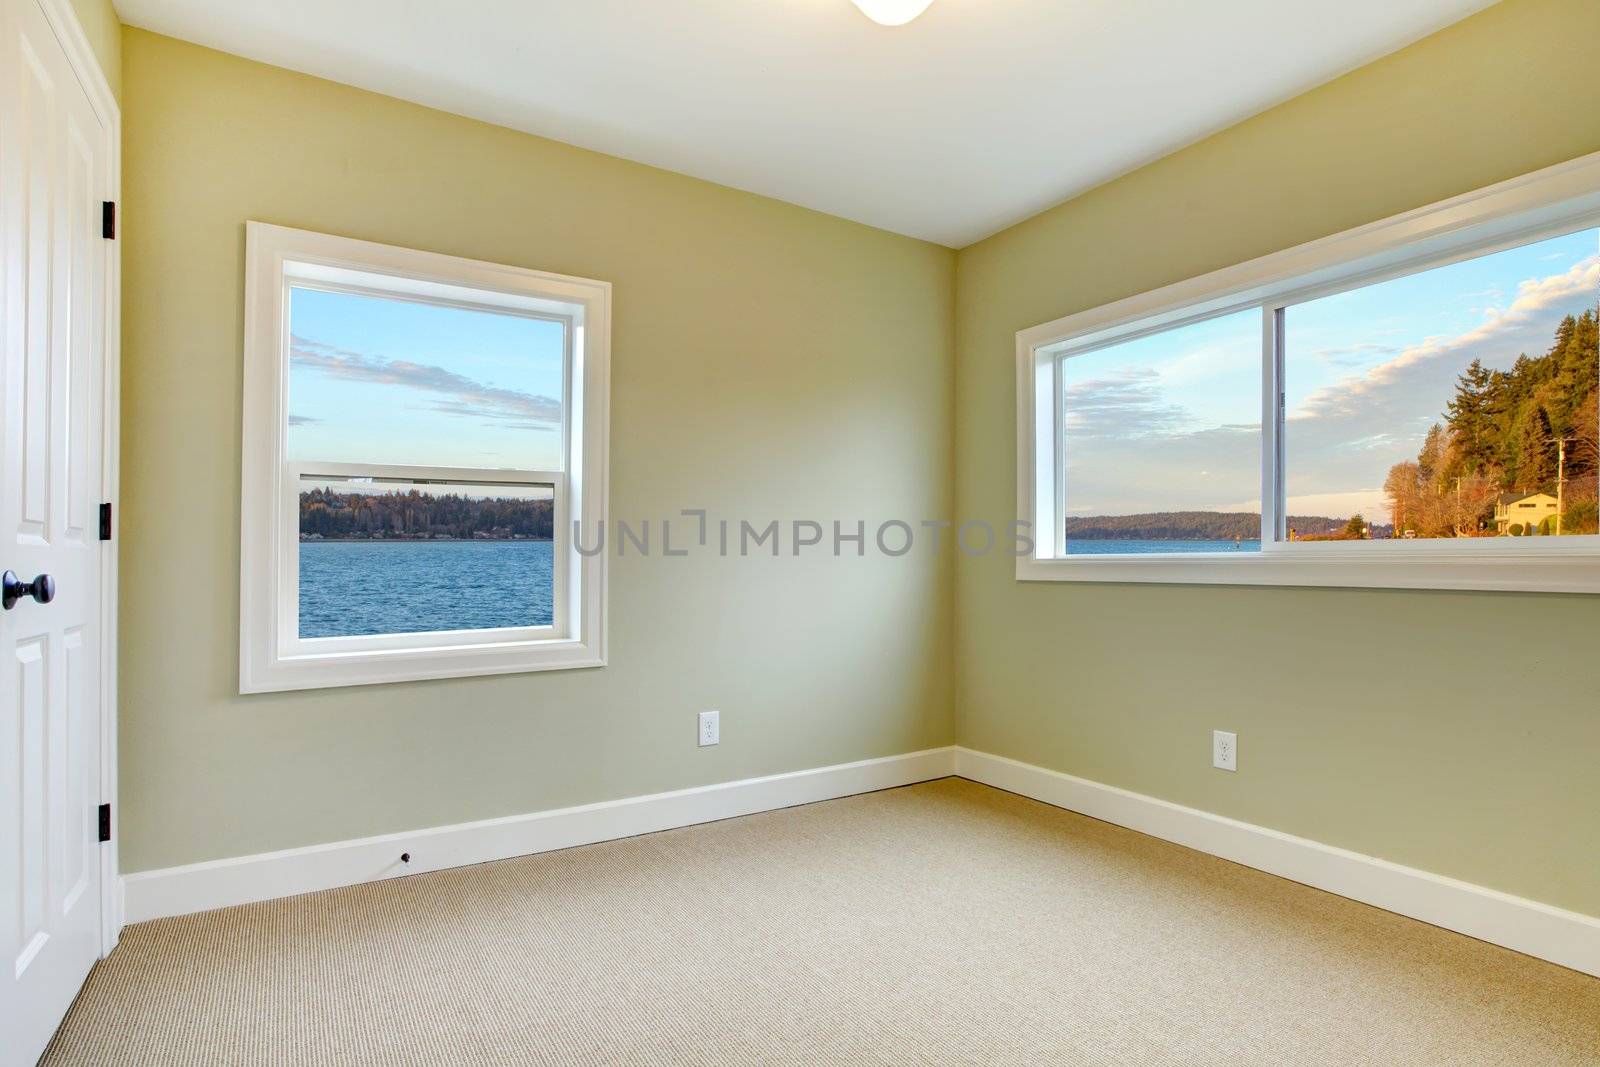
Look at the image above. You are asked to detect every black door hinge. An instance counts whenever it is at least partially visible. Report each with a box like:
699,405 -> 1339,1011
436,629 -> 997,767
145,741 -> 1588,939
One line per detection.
97,803 -> 111,843
98,502 -> 112,541
101,201 -> 115,240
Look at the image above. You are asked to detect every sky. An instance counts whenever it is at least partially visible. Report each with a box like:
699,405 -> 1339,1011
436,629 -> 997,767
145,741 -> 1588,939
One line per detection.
1059,228 -> 1600,524
288,287 -> 567,473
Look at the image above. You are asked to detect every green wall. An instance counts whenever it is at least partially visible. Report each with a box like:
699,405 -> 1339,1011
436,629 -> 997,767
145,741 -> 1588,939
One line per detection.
954,0 -> 1600,916
119,28 -> 956,872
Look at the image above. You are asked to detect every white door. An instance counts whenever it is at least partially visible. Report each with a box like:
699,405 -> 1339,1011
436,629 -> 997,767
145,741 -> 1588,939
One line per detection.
0,0 -> 111,1062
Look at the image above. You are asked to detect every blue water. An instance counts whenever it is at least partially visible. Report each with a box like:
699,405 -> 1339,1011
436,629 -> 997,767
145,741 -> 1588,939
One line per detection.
299,540 -> 555,638
1066,539 -> 1261,554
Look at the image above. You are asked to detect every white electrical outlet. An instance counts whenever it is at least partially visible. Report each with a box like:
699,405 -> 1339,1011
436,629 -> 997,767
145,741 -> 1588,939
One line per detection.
698,709 -> 720,747
1212,730 -> 1237,772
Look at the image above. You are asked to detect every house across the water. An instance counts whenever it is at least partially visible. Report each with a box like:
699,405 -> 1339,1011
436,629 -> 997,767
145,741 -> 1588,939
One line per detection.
1494,491 -> 1560,534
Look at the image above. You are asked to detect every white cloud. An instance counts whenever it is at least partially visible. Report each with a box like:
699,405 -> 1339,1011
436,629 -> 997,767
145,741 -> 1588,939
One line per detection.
291,335 -> 562,428
1063,367 -> 1190,439
1293,257 -> 1598,423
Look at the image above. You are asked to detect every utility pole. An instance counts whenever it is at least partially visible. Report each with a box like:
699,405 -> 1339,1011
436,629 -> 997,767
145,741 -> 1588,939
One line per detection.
1557,437 -> 1567,536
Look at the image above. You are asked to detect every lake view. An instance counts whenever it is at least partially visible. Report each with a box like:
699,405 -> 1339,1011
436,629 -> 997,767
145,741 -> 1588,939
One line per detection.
1065,539 -> 1262,554
300,540 -> 555,638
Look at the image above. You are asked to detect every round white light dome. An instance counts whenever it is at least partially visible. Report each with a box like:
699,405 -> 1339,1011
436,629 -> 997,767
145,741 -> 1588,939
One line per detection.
850,0 -> 935,27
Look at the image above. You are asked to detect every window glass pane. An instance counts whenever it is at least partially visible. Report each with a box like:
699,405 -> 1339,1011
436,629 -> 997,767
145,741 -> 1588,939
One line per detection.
1056,308 -> 1261,554
1284,229 -> 1599,540
288,286 -> 566,471
298,476 -> 555,638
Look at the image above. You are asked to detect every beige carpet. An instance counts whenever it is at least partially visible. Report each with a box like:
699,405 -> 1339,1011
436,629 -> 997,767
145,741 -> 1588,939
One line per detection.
43,779 -> 1600,1066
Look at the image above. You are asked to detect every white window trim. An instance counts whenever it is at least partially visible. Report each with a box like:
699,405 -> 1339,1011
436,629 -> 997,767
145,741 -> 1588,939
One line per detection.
240,223 -> 609,692
1017,151 -> 1600,593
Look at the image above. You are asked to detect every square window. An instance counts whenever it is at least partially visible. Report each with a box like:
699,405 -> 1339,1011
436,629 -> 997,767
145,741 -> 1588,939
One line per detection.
240,224 -> 609,692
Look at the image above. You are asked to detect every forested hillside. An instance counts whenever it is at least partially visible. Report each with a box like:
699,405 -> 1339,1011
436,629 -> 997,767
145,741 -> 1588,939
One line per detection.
1064,512 -> 1389,540
300,488 -> 555,540
1384,311 -> 1598,536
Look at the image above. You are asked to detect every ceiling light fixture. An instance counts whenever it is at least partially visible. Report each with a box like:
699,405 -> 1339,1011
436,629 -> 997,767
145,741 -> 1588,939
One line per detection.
850,0 -> 935,26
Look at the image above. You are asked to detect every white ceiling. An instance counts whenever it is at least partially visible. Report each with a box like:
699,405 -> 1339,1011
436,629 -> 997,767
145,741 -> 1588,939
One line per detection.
114,0 -> 1496,247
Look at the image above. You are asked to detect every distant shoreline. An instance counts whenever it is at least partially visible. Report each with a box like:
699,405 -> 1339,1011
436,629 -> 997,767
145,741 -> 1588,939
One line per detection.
1065,511 -> 1395,540
299,537 -> 553,544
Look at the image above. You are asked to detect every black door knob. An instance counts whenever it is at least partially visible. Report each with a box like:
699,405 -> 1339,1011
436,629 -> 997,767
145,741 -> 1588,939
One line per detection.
2,571 -> 54,610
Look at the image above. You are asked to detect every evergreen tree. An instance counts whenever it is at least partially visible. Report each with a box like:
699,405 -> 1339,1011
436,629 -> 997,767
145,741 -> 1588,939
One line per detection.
1446,359 -> 1494,473
1418,423 -> 1447,484
1512,405 -> 1557,491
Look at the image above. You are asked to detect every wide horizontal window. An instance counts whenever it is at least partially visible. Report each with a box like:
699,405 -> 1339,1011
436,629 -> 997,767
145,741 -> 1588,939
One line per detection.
240,224 -> 609,692
1018,154 -> 1600,592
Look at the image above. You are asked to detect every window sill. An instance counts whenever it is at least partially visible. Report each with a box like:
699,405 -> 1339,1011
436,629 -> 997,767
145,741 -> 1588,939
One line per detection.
1015,548 -> 1600,593
239,636 -> 605,694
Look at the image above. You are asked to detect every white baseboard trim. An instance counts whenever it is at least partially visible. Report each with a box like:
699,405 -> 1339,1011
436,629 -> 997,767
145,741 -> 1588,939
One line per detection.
123,746 -> 957,923
954,747 -> 1600,978
123,742 -> 1599,978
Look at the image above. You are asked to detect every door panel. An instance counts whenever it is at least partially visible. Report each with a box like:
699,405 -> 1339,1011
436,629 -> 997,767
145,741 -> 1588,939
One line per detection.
15,30 -> 51,539
62,629 -> 90,914
64,116 -> 93,541
15,638 -> 46,959
0,0 -> 109,1063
